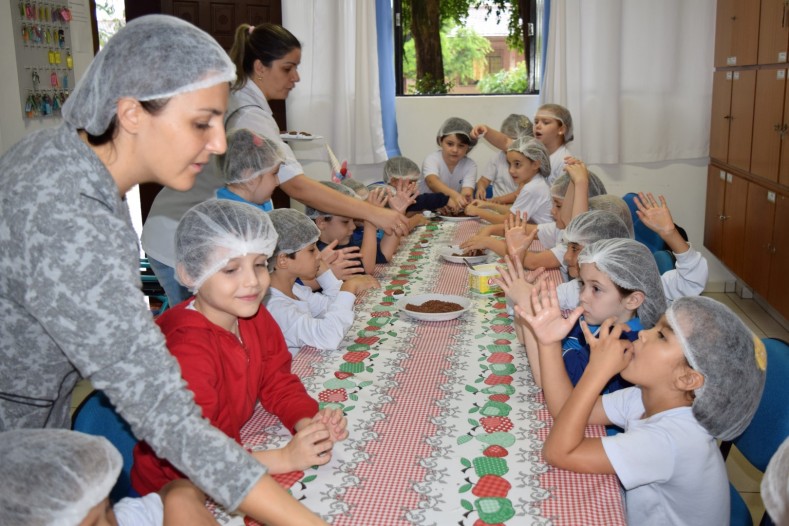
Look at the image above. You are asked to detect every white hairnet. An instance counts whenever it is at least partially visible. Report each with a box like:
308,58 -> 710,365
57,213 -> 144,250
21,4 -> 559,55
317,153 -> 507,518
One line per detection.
341,178 -> 369,198
550,171 -> 607,199
666,296 -> 766,441
564,210 -> 632,246
588,195 -> 635,238
63,15 -> 235,135
537,103 -> 574,142
500,113 -> 533,139
436,117 -> 478,151
578,238 -> 667,328
268,208 -> 320,255
762,436 -> 789,526
0,428 -> 121,526
219,129 -> 284,184
176,199 -> 278,292
507,137 -> 551,178
383,156 -> 421,183
304,181 -> 360,219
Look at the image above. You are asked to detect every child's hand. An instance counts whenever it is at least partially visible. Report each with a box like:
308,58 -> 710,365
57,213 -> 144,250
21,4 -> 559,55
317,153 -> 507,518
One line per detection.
366,186 -> 389,208
563,156 -> 589,184
460,187 -> 474,203
504,212 -> 537,262
256,421 -> 333,473
471,124 -> 489,139
451,191 -> 470,209
519,279 -> 583,346
634,192 -> 675,236
389,180 -> 418,214
477,224 -> 498,237
326,245 -> 364,281
580,317 -> 634,380
312,408 -> 349,442
460,235 -> 490,252
495,255 -> 534,308
341,274 -> 380,295
464,203 -> 482,217
475,186 -> 488,200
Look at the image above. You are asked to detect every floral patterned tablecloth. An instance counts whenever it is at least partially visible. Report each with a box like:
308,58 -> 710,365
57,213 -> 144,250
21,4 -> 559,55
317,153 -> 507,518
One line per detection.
212,219 -> 626,526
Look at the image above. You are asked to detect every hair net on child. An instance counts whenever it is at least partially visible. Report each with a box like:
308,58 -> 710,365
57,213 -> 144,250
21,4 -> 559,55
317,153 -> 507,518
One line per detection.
564,210 -> 632,246
550,171 -> 607,199
304,181 -> 361,219
666,296 -> 766,441
762,437 -> 789,525
176,199 -> 278,291
268,208 -> 320,255
507,137 -> 551,178
62,15 -> 235,135
0,428 -> 122,526
500,113 -> 533,139
383,156 -> 421,183
219,129 -> 284,184
578,238 -> 667,328
341,178 -> 369,198
436,117 -> 478,151
536,104 -> 574,142
588,195 -> 635,238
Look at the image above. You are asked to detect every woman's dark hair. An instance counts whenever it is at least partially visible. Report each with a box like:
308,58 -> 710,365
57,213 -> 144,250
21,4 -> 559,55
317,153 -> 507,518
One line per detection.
229,23 -> 301,90
85,98 -> 169,146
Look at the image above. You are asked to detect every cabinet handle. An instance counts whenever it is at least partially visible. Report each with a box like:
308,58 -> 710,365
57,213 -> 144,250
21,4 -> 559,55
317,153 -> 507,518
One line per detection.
784,0 -> 789,28
719,215 -> 729,221
724,115 -> 732,120
770,244 -> 777,254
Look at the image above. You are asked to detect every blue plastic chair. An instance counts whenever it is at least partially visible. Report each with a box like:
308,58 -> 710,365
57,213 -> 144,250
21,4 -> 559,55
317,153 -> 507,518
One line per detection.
721,338 -> 789,526
622,193 -> 669,254
140,258 -> 169,316
653,249 -> 676,275
72,390 -> 139,502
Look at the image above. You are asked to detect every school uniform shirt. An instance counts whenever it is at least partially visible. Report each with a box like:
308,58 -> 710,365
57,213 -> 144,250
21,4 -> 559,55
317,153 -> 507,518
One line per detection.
537,221 -> 563,249
0,123 -> 265,511
511,176 -> 553,224
481,151 -> 518,197
407,192 -> 450,213
263,270 -> 356,355
215,187 -> 273,212
114,493 -> 163,526
350,225 -> 388,264
556,245 -> 709,311
131,300 -> 318,496
601,387 -> 729,526
548,144 -> 571,186
419,150 -> 477,194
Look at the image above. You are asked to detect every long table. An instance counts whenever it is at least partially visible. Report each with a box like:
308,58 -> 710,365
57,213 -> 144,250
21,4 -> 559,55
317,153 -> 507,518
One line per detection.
211,219 -> 626,525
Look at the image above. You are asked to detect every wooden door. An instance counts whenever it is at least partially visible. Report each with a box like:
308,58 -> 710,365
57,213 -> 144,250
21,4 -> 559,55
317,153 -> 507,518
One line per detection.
710,70 -> 733,162
767,193 -> 789,319
721,172 -> 749,276
742,183 -> 776,297
714,0 -> 735,67
758,0 -> 789,65
728,70 -> 757,171
751,68 -> 786,182
704,165 -> 727,258
778,73 -> 789,186
731,0 -> 761,66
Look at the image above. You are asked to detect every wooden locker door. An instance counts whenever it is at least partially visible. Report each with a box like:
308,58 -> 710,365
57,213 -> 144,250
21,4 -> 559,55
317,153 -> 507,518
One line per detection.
779,71 -> 789,186
721,173 -> 749,276
714,0 -> 735,68
728,70 -> 757,171
758,0 -> 789,65
710,70 -> 733,162
731,0 -> 761,66
750,68 -> 786,183
704,165 -> 727,259
767,194 -> 789,319
742,183 -> 776,297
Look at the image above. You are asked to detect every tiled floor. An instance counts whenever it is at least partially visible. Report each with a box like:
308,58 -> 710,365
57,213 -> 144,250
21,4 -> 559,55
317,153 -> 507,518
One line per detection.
70,292 -> 787,523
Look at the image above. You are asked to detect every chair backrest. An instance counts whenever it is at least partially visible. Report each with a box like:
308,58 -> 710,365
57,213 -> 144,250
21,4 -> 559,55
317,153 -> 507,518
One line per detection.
653,249 -> 676,275
733,338 -> 789,472
622,193 -> 668,253
72,390 -> 139,502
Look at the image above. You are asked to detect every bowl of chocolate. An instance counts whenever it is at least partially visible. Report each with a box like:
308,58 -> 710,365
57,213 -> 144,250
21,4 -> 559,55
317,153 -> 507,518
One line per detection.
435,206 -> 477,222
395,294 -> 471,321
438,245 -> 491,265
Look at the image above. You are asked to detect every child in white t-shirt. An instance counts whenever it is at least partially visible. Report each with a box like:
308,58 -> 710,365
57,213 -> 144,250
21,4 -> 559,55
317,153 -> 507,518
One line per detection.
474,113 -> 533,202
420,117 -> 478,210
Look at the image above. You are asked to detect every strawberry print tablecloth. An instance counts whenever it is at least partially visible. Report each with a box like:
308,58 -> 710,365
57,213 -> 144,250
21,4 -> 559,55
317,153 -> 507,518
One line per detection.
211,219 -> 625,526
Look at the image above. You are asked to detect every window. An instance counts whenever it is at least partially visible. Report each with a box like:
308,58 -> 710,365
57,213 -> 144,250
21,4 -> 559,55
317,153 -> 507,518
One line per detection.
394,0 -> 543,95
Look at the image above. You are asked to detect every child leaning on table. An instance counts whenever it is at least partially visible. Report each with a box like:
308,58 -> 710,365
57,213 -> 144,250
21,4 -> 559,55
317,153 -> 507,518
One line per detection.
474,113 -> 533,202
265,208 -> 379,355
383,156 -> 445,228
521,284 -> 765,526
131,200 -> 348,496
420,117 -> 478,210
0,428 -> 218,526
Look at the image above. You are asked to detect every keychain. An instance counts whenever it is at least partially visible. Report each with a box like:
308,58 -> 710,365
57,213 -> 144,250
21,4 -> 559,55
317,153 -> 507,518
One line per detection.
58,29 -> 65,48
22,25 -> 29,44
50,71 -> 59,88
66,52 -> 73,69
62,73 -> 68,89
48,49 -> 55,64
31,69 -> 40,89
25,93 -> 35,118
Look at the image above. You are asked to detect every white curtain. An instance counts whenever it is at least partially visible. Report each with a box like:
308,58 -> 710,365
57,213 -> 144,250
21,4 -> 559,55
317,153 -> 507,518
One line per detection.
542,0 -> 716,164
283,1 -> 387,164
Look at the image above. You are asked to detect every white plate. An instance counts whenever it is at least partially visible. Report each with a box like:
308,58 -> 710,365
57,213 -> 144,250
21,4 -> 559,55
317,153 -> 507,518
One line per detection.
279,133 -> 323,141
395,294 -> 471,322
438,245 -> 491,265
437,214 -> 477,222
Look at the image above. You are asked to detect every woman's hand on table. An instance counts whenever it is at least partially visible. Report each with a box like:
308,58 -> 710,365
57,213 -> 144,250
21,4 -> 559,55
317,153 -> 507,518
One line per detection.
504,212 -> 536,263
340,274 -> 380,295
312,407 -> 349,443
518,279 -> 583,347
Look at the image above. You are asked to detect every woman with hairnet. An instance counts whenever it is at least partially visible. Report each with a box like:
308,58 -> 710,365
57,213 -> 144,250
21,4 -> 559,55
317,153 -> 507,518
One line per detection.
133,200 -> 347,503
473,114 -> 533,201
0,428 -> 218,525
141,22 -> 409,308
0,15 -> 326,525
522,281 -> 765,526
420,117 -> 478,209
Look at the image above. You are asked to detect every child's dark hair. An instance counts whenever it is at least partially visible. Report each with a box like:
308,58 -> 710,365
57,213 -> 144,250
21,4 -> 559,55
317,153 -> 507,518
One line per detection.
229,23 -> 301,90
440,132 -> 473,148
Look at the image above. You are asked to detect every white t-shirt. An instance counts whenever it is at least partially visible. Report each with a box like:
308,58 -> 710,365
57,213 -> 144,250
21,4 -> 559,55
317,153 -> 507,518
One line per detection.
481,151 -> 518,196
511,176 -> 553,224
537,221 -> 563,249
602,387 -> 729,526
114,493 -> 163,526
419,150 -> 477,194
263,271 -> 355,355
547,144 -> 571,186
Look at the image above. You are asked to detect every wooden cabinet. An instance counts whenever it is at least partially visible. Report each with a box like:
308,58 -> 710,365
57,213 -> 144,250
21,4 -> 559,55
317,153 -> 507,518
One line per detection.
704,166 -> 748,277
714,0 -> 761,67
709,70 -> 756,171
758,0 -> 789,65
767,195 -> 789,318
751,68 -> 786,182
